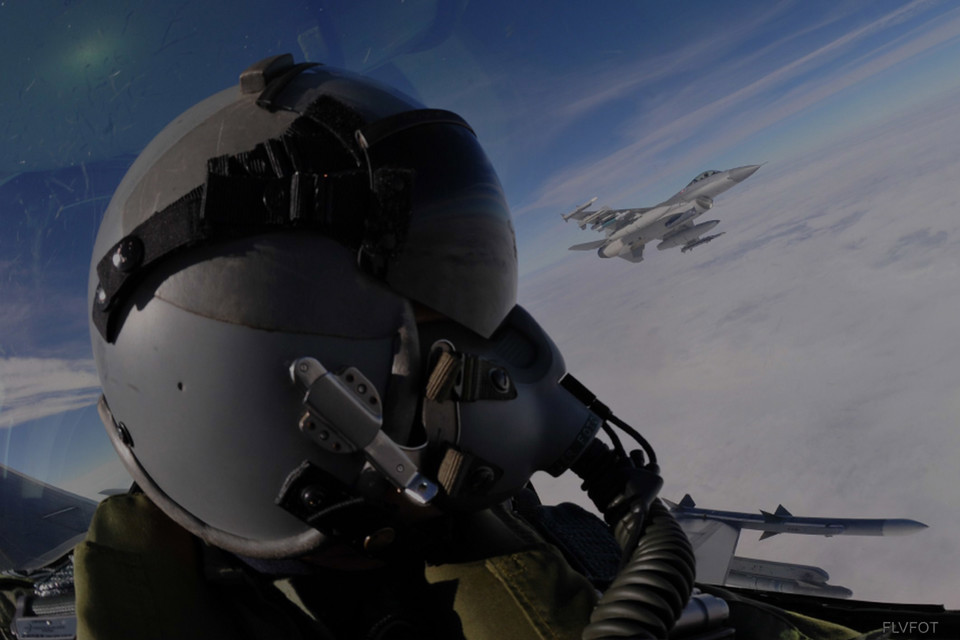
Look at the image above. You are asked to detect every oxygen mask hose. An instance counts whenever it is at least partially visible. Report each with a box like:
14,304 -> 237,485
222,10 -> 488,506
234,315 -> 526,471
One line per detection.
572,439 -> 696,640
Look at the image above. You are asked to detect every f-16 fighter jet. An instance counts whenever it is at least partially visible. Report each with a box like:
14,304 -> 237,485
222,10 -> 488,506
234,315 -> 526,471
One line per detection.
562,164 -> 761,262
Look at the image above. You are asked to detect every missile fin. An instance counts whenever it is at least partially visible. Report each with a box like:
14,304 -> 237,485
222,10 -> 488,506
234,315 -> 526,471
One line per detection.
759,531 -> 780,541
760,509 -> 782,522
679,494 -> 696,508
775,504 -> 792,517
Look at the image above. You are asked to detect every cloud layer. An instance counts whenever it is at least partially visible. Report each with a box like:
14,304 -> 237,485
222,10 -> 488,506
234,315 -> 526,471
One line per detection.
524,90 -> 960,606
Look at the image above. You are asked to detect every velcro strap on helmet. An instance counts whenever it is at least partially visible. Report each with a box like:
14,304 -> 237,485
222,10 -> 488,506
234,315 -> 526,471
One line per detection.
424,351 -> 461,402
424,351 -> 517,403
435,446 -> 502,499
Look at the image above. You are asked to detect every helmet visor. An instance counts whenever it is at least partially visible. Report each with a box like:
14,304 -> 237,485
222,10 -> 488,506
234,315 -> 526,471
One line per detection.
358,113 -> 517,338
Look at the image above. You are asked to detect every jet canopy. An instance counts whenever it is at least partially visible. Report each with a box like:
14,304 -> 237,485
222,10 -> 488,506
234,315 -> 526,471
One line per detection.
687,170 -> 721,186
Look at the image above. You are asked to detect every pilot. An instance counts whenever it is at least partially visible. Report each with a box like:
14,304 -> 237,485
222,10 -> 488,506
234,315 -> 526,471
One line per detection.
78,54 -> 613,640
74,54 -> 871,640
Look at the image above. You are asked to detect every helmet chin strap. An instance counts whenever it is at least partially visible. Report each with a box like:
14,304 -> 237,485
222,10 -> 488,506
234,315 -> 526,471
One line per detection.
418,339 -> 522,508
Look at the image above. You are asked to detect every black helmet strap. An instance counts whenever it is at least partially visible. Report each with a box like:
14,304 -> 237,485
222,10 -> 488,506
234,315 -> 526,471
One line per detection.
92,102 -> 469,343
91,159 -> 372,342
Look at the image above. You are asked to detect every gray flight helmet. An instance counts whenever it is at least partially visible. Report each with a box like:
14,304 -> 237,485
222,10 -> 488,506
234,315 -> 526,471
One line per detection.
88,55 -> 598,558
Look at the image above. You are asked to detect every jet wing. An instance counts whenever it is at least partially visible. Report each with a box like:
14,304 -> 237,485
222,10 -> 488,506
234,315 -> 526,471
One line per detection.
562,200 -> 650,233
0,465 -> 98,571
595,208 -> 648,233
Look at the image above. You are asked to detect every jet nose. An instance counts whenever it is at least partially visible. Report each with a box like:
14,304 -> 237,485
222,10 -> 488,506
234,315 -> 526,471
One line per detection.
729,164 -> 762,183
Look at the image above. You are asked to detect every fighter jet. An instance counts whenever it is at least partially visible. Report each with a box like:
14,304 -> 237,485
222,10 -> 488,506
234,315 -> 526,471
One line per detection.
562,164 -> 762,262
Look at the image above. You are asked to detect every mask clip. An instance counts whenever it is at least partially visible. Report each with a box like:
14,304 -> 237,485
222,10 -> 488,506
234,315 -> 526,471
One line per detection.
424,348 -> 518,403
291,357 -> 438,505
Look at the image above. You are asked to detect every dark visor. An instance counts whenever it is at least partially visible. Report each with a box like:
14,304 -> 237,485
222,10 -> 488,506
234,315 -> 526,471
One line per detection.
357,111 -> 517,338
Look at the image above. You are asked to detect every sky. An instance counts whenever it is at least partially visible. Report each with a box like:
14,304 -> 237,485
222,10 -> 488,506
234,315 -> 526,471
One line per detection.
2,0 -> 960,607
528,89 -> 960,605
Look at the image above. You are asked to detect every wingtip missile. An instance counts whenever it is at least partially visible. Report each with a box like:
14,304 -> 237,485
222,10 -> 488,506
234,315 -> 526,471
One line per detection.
669,495 -> 928,539
561,196 -> 599,222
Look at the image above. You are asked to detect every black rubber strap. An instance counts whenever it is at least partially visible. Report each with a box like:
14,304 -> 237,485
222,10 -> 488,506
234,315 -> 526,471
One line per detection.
92,168 -> 369,342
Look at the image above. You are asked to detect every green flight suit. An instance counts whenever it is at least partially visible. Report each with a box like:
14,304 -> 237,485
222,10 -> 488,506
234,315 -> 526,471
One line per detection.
70,494 -> 894,640
73,494 -> 596,640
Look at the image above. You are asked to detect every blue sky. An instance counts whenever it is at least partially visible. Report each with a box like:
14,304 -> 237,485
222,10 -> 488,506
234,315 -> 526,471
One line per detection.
467,0 -> 960,274
3,0 -> 960,601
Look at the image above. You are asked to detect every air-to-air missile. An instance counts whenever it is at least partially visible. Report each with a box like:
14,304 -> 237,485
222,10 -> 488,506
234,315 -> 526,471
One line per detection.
667,494 -> 927,540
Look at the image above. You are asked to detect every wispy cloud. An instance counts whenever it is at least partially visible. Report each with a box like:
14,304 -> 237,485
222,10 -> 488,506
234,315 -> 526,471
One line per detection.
542,3 -> 796,131
0,357 -> 100,428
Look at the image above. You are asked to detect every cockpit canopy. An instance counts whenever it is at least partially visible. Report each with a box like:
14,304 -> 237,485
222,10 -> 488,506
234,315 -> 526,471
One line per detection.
687,170 -> 721,187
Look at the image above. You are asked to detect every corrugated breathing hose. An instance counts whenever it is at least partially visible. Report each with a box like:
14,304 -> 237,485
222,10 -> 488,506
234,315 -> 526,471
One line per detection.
572,439 -> 696,639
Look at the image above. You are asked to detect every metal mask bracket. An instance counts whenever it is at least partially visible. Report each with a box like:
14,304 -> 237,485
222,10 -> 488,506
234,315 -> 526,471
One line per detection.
291,357 -> 438,505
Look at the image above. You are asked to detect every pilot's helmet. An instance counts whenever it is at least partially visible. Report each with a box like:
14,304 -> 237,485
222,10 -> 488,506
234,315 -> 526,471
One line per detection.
88,55 -> 599,558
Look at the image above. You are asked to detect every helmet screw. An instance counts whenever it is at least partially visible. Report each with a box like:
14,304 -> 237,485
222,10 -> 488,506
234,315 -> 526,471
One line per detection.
299,485 -> 325,511
115,422 -> 134,447
111,237 -> 144,273
95,285 -> 108,308
468,466 -> 496,491
489,368 -> 510,394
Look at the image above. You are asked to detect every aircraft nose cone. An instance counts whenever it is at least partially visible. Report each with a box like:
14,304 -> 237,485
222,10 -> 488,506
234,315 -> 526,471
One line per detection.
881,519 -> 928,536
729,164 -> 762,183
